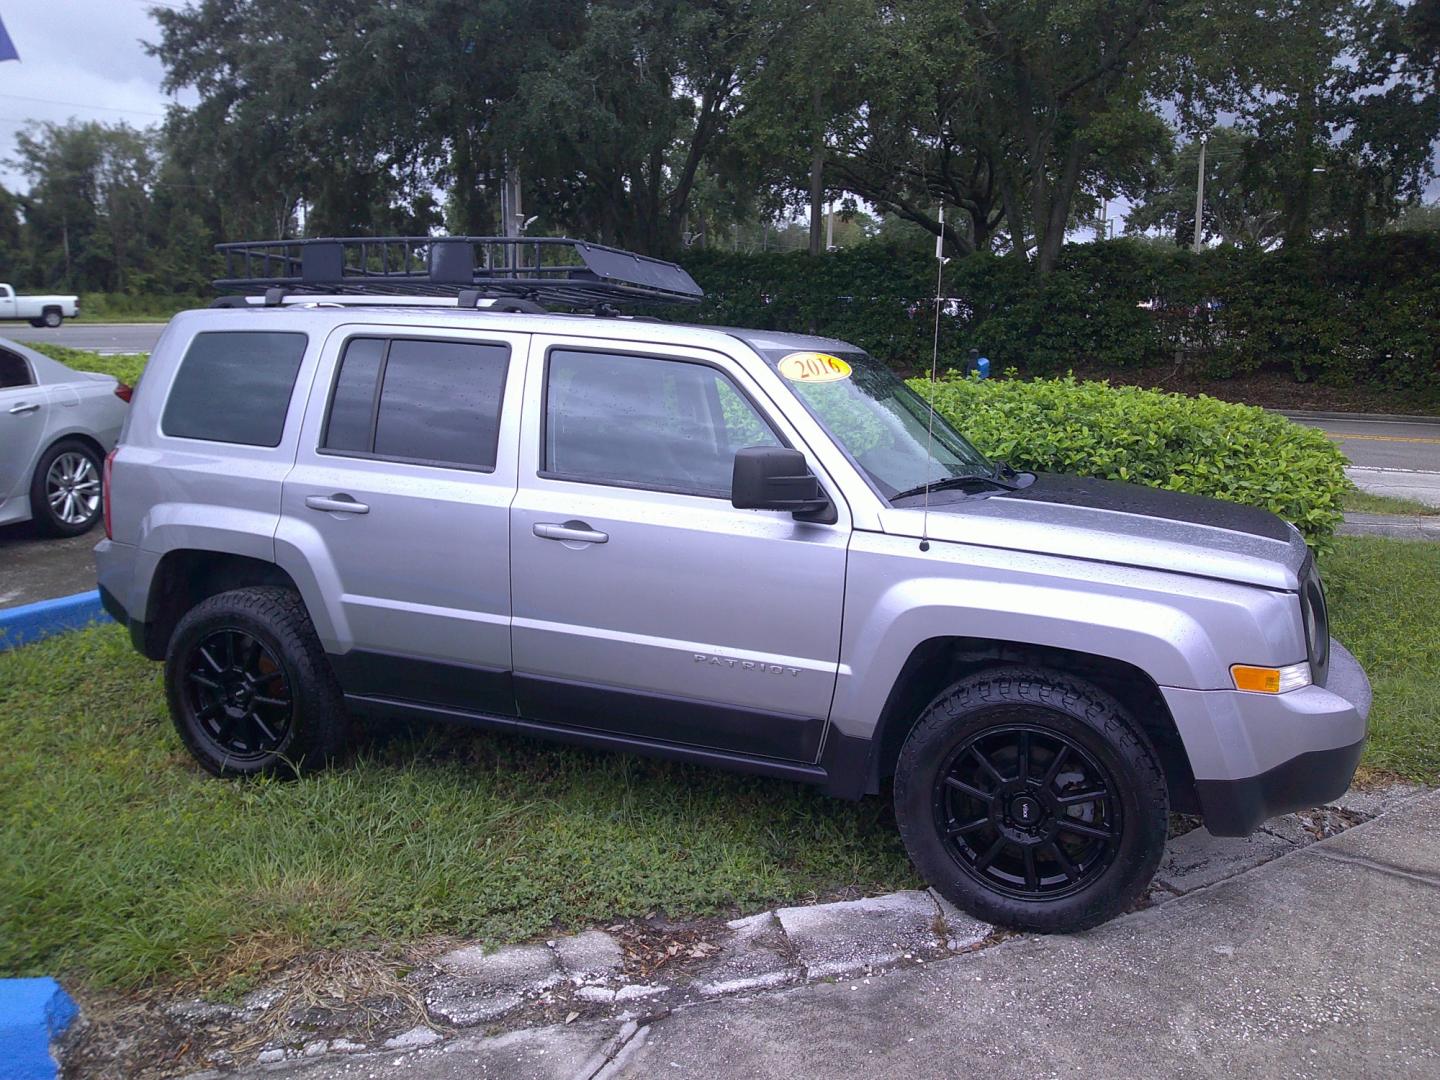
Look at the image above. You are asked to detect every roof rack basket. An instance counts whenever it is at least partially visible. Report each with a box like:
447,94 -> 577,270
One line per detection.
213,236 -> 703,309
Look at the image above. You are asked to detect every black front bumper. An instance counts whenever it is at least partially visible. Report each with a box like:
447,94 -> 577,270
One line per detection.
1193,737 -> 1366,837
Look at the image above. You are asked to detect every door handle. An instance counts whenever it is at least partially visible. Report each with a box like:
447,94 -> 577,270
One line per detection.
305,493 -> 369,514
533,521 -> 608,544
8,402 -> 39,415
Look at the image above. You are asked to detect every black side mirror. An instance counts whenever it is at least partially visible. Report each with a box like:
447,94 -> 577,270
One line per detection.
731,446 -> 834,522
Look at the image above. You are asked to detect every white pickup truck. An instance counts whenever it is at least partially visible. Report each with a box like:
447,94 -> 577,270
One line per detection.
0,283 -> 79,327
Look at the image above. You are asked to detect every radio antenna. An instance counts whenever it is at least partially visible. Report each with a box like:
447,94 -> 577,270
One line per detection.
920,204 -> 946,553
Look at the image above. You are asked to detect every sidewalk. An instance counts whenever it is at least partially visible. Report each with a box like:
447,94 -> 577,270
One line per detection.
224,789 -> 1440,1080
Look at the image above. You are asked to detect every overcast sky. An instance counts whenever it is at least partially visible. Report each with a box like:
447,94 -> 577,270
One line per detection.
0,1 -> 192,190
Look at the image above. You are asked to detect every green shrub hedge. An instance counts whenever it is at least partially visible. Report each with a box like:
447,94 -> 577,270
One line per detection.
910,373 -> 1350,547
27,343 -> 149,388
673,233 -> 1440,400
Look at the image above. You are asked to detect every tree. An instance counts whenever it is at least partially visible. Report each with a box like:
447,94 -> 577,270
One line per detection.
1126,127 -> 1285,248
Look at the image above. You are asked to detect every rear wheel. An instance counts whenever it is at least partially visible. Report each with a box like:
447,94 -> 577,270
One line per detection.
29,439 -> 103,537
42,308 -> 62,328
165,587 -> 351,777
893,666 -> 1168,933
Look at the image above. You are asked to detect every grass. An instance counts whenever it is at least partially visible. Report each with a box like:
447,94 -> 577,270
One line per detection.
26,343 -> 149,388
0,628 -> 915,991
1,538 -> 1435,993
1321,536 -> 1440,780
1342,488 -> 1440,517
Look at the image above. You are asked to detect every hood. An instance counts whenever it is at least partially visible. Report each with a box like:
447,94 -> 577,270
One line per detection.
879,473 -> 1309,592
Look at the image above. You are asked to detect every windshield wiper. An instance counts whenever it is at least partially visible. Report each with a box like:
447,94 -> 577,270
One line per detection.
890,470 -> 1021,503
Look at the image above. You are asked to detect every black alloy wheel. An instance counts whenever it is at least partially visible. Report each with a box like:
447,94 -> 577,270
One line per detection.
181,628 -> 295,763
893,666 -> 1169,932
934,721 -> 1121,901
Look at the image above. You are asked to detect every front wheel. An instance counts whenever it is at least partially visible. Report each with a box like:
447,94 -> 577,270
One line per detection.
893,667 -> 1168,933
165,587 -> 351,778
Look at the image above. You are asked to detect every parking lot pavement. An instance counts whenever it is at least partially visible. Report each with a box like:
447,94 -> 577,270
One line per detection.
0,322 -> 164,354
0,523 -> 100,610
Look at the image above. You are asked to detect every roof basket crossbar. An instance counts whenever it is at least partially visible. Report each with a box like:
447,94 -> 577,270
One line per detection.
212,236 -> 703,309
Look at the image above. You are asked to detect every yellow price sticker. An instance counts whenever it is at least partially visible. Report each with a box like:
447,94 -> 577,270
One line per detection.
777,351 -> 852,384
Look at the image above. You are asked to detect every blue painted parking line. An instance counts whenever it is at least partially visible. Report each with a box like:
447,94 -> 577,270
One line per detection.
0,978 -> 77,1080
0,590 -> 112,651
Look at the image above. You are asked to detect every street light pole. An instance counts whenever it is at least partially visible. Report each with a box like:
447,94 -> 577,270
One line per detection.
1192,134 -> 1208,252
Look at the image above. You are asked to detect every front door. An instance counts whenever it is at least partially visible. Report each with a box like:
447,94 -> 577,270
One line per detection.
509,336 -> 850,763
280,328 -> 528,715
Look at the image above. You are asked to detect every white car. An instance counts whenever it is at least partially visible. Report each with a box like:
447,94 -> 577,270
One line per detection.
0,284 -> 80,327
0,339 -> 128,536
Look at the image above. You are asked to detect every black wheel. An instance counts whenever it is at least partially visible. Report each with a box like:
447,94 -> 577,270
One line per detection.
29,439 -> 103,537
894,667 -> 1168,933
42,308 -> 62,328
165,587 -> 351,777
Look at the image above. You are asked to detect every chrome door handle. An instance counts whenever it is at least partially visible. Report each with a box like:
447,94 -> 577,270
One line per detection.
305,494 -> 369,514
533,521 -> 608,544
8,402 -> 39,415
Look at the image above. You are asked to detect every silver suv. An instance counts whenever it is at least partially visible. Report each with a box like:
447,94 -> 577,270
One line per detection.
95,237 -> 1371,932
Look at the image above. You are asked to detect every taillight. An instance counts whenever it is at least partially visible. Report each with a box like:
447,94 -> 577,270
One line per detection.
103,448 -> 117,541
114,382 -> 133,403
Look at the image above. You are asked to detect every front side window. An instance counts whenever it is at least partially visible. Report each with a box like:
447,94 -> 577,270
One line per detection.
321,337 -> 509,470
544,350 -> 781,497
162,331 -> 308,447
0,350 -> 33,389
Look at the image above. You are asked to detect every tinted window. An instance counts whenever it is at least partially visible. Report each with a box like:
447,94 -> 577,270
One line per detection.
322,337 -> 509,471
0,350 -> 33,389
544,350 -> 781,497
162,332 -> 307,447
323,338 -> 384,452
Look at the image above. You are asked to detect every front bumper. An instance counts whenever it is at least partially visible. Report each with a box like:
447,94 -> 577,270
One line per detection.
1162,638 -> 1371,837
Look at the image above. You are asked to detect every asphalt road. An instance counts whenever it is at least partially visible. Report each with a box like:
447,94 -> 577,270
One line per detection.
0,321 -> 165,353
1288,414 -> 1440,473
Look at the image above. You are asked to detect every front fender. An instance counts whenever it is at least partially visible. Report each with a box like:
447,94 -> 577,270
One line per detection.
830,531 -> 1305,741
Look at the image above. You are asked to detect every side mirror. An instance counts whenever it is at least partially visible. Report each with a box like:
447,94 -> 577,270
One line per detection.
731,446 -> 834,521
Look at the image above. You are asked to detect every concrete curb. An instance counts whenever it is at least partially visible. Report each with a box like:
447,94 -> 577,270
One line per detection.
0,590 -> 112,652
0,978 -> 78,1080
1339,512 -> 1440,542
1276,408 -> 1440,424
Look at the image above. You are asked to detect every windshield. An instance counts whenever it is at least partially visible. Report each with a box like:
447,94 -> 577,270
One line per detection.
761,348 -> 992,499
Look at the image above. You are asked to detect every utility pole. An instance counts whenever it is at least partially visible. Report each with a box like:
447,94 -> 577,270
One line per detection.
1192,134 -> 1208,252
825,201 -> 835,251
500,156 -> 523,268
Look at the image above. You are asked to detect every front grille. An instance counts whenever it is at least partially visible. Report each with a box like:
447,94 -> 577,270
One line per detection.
1300,555 -> 1330,687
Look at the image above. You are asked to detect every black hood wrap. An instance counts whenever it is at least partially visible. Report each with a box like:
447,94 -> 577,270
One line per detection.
991,473 -> 1294,543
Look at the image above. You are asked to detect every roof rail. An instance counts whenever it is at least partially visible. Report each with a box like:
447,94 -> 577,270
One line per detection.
212,236 -> 703,310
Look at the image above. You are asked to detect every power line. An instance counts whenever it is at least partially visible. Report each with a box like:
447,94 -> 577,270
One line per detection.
0,93 -> 167,118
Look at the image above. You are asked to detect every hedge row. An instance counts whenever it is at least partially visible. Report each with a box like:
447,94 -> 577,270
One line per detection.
912,374 -> 1350,548
670,233 -> 1440,398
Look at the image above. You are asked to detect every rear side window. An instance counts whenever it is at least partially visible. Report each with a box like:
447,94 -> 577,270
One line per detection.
321,337 -> 509,471
162,332 -> 308,447
0,349 -> 33,388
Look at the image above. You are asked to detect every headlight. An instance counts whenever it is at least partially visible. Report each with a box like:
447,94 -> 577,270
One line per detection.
1231,661 -> 1313,694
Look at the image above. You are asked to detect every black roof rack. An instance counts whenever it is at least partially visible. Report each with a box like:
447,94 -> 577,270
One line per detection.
212,236 -> 703,309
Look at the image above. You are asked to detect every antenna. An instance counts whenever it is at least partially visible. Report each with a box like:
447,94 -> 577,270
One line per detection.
919,205 -> 947,553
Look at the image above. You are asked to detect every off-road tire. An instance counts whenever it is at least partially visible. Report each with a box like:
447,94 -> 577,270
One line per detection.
165,587 -> 351,778
893,666 -> 1168,933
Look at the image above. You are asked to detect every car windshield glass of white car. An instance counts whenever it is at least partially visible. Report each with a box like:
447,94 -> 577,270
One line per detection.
762,348 -> 992,499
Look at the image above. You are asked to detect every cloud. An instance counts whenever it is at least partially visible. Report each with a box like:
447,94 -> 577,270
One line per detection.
0,1 -> 194,189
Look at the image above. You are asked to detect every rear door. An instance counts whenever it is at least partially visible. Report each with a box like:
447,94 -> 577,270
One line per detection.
508,335 -> 850,763
0,348 -> 49,506
280,327 -> 527,715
